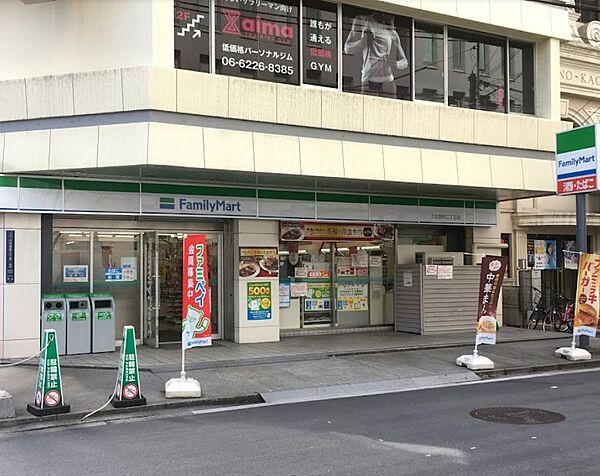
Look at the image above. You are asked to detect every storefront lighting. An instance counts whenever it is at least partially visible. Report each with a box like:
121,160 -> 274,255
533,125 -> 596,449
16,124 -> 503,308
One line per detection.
65,241 -> 75,245
360,245 -> 381,251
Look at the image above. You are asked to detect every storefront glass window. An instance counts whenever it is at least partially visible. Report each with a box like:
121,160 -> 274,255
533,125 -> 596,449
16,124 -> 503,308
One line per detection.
279,222 -> 396,328
174,0 -> 211,72
447,29 -> 506,112
509,41 -> 534,115
414,22 -> 444,103
342,5 -> 411,99
302,0 -> 338,88
92,232 -> 141,336
52,231 -> 91,294
215,0 -> 300,84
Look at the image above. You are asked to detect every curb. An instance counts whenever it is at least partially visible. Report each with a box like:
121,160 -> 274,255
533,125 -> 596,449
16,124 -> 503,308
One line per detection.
475,358 -> 600,379
0,393 -> 263,430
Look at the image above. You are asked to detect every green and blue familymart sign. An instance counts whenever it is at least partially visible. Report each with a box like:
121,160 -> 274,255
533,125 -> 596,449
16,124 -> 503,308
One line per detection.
556,125 -> 599,195
0,176 -> 496,225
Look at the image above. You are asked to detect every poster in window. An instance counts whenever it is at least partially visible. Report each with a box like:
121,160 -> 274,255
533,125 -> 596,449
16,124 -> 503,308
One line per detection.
534,240 -> 557,270
174,0 -> 211,73
215,0 -> 299,84
342,5 -> 411,99
564,240 -> 579,270
302,0 -> 337,88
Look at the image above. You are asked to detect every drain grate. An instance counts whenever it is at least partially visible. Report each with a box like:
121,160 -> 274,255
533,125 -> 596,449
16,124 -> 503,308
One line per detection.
470,407 -> 566,425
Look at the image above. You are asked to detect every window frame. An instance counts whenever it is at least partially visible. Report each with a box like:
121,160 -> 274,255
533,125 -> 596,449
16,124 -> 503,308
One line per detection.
173,0 -> 536,115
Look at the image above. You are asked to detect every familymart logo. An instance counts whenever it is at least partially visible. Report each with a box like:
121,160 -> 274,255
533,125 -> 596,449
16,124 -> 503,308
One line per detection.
159,196 -> 243,214
159,197 -> 175,210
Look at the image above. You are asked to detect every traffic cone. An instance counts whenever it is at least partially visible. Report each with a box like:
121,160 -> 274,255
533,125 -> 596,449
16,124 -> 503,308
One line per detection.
27,329 -> 71,416
112,326 -> 146,408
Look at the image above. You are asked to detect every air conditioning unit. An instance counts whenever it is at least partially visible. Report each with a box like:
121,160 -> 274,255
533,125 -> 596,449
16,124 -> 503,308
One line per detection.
415,251 -> 464,266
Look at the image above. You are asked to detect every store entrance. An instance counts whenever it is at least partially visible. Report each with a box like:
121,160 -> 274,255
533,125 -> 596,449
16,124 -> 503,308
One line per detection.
143,232 -> 222,347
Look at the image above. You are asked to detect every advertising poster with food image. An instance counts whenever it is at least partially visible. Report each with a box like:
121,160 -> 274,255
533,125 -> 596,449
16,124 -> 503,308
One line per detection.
574,253 -> 600,337
247,282 -> 272,320
239,247 -> 279,278
475,255 -> 508,345
280,222 -> 395,241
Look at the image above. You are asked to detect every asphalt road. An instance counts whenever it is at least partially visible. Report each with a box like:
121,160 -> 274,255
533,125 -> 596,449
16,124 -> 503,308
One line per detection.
2,370 -> 600,476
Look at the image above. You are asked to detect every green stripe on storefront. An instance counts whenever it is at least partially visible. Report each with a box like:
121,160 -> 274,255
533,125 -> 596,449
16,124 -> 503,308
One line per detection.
317,193 -> 369,204
4,176 -> 497,214
0,176 -> 18,187
142,183 -> 256,198
65,180 -> 139,193
556,125 -> 596,154
20,177 -> 62,189
419,198 -> 464,208
258,189 -> 315,201
370,195 -> 419,206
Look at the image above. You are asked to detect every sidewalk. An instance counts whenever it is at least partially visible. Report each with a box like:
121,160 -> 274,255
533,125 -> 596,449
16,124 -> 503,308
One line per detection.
23,326 -> 571,371
0,328 -> 595,428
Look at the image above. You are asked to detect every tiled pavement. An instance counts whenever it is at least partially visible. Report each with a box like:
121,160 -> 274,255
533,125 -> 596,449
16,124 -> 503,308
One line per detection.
52,327 -> 567,371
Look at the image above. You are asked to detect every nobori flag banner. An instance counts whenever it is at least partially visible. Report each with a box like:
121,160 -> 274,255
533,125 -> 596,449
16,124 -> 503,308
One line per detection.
475,256 -> 508,346
27,329 -> 70,416
182,234 -> 212,349
112,326 -> 146,408
574,253 -> 600,338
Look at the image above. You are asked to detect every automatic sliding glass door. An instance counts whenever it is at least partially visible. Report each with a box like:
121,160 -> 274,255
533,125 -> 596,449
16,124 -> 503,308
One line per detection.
144,232 -> 222,346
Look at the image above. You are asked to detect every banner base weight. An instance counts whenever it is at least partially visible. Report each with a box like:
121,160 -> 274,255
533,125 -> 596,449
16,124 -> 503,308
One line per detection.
456,353 -> 494,370
26,403 -> 70,417
165,376 -> 201,398
554,346 -> 591,361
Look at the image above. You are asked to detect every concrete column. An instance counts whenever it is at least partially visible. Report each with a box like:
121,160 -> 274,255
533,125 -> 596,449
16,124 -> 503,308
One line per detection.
233,219 -> 280,344
536,38 -> 561,121
0,213 -> 42,359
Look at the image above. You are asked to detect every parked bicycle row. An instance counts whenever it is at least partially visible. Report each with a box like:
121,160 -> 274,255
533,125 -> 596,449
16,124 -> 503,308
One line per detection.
527,287 -> 575,332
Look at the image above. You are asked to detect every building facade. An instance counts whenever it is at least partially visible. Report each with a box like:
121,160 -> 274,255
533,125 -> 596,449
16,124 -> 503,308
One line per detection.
0,0 -> 569,357
504,2 -> 600,301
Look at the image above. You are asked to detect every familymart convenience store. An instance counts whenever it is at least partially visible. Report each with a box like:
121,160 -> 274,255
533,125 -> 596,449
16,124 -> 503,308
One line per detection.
0,176 -> 496,356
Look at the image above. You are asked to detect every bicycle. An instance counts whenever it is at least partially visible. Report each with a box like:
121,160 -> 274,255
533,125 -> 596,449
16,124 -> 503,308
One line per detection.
527,287 -> 553,330
550,297 -> 574,333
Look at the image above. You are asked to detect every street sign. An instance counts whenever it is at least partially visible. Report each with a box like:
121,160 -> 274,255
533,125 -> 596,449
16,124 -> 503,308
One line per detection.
556,125 -> 599,195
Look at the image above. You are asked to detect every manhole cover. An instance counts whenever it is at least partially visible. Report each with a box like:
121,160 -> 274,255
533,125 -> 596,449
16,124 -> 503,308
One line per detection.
470,407 -> 565,425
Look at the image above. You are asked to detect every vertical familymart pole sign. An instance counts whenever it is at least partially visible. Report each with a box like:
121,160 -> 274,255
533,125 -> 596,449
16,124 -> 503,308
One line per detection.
556,125 -> 599,195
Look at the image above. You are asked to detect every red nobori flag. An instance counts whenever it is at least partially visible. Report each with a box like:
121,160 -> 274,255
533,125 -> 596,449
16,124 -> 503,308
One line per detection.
475,255 -> 508,345
182,234 -> 212,349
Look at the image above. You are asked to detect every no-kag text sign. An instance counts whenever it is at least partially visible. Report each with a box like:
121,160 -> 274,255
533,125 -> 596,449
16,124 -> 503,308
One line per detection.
475,256 -> 508,345
556,125 -> 599,195
182,234 -> 212,349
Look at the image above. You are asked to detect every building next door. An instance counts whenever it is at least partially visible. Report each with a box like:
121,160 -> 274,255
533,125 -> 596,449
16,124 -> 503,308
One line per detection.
143,231 -> 223,347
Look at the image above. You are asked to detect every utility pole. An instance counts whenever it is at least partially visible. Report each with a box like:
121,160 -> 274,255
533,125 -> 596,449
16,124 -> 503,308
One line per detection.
576,193 -> 589,350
